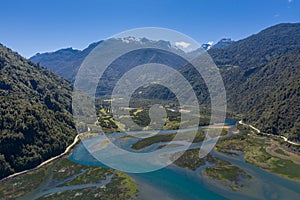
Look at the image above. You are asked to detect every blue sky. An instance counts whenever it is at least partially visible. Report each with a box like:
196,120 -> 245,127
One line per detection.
0,0 -> 299,58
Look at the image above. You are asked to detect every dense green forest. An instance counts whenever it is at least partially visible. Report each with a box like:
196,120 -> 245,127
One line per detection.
245,51 -> 300,140
0,44 -> 76,179
208,23 -> 300,141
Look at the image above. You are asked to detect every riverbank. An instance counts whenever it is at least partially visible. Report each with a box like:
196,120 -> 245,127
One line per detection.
2,119 -> 300,199
0,133 -> 83,183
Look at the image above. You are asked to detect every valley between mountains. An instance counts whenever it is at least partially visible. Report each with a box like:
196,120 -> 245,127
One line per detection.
0,23 -> 300,199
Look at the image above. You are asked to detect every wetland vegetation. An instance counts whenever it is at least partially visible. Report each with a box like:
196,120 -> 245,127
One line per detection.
0,158 -> 137,200
215,123 -> 300,181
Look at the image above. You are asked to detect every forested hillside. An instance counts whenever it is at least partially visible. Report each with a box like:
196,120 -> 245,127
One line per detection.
244,51 -> 300,140
0,44 -> 76,179
208,23 -> 300,140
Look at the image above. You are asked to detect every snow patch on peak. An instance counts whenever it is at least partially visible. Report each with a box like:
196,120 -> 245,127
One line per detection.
121,36 -> 143,43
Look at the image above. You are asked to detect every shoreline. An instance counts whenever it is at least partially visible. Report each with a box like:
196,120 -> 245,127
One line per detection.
1,120 -> 299,183
0,133 -> 83,183
2,123 -> 299,199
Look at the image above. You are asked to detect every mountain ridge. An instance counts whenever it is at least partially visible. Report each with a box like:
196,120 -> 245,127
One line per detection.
29,22 -> 300,141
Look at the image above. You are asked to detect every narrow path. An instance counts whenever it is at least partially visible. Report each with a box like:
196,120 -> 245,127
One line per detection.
238,120 -> 300,146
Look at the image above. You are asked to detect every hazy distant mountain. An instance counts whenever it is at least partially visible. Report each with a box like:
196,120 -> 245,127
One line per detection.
0,44 -> 76,179
90,37 -> 188,97
30,37 -> 232,85
29,37 -> 185,83
30,41 -> 102,82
